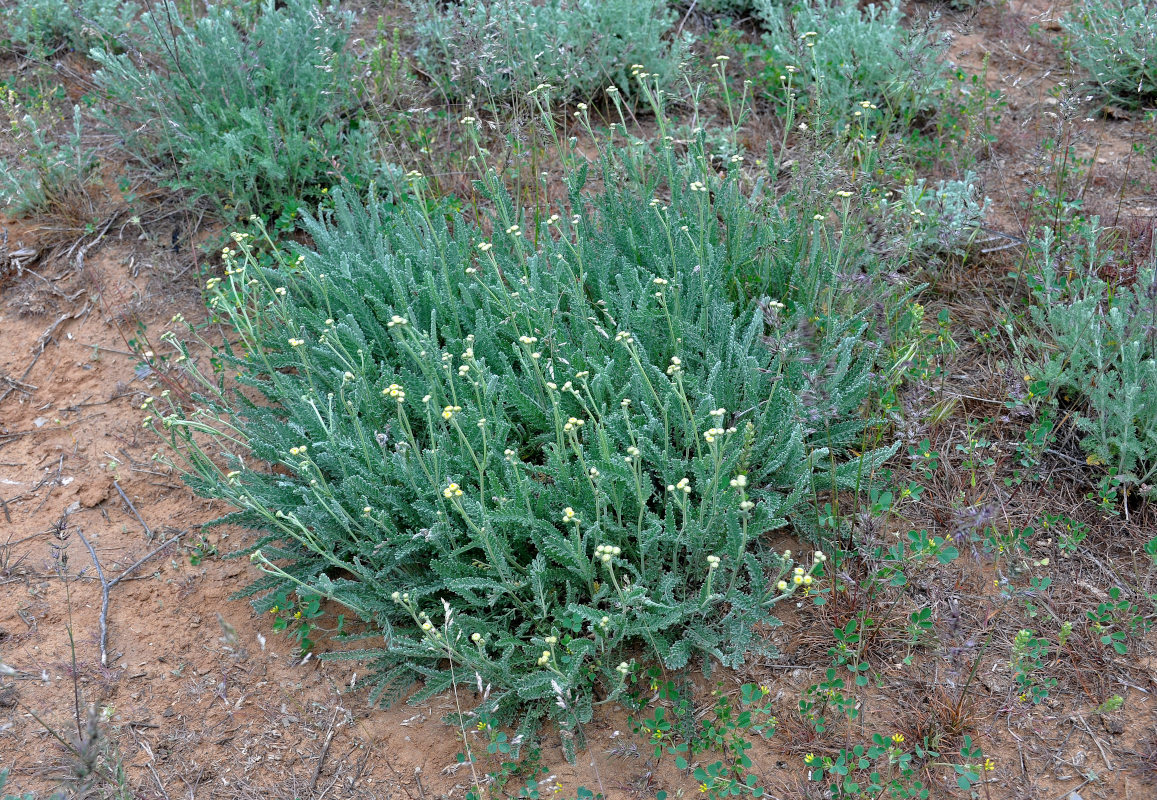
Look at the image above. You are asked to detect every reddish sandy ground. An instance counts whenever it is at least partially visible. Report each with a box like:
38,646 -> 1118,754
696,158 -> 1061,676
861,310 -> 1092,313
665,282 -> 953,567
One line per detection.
3,0 -> 1157,797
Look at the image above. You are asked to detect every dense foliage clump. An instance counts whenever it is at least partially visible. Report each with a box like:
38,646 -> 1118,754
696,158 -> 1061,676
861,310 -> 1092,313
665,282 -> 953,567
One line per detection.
1063,0 -> 1157,108
0,105 -> 96,215
153,129 -> 912,738
755,0 -> 950,125
91,0 -> 383,221
3,0 -> 136,53
1027,223 -> 1157,505
410,0 -> 688,101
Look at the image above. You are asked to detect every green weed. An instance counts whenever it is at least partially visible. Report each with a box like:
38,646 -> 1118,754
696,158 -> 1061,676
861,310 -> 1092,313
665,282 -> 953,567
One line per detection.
92,0 -> 388,221
2,0 -> 136,54
1023,221 -> 1157,507
1064,0 -> 1157,108
410,0 -> 688,101
0,99 -> 97,217
753,0 -> 949,129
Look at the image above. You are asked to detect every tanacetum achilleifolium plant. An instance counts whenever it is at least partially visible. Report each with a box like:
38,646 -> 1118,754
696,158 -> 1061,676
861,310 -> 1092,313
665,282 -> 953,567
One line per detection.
3,0 -> 136,53
91,0 -> 383,221
1025,222 -> 1157,507
755,0 -> 950,128
410,0 -> 688,101
149,123 -> 899,748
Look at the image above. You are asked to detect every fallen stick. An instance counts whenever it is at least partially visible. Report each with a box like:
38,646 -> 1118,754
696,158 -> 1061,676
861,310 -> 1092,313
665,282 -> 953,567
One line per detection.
77,529 -> 182,666
308,708 -> 341,796
114,481 -> 154,540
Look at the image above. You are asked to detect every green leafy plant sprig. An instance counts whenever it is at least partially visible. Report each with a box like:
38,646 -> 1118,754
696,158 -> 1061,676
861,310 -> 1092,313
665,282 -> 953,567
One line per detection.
1023,221 -> 1157,508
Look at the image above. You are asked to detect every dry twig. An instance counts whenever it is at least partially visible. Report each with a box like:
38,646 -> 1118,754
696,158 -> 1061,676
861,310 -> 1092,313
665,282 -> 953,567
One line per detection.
77,529 -> 182,666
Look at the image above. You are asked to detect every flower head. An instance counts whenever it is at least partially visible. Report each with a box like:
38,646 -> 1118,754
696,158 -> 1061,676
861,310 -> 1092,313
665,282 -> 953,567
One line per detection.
595,543 -> 621,564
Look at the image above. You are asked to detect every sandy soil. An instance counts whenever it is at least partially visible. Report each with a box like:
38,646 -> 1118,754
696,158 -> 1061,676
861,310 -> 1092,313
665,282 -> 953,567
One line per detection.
3,0 -> 1157,797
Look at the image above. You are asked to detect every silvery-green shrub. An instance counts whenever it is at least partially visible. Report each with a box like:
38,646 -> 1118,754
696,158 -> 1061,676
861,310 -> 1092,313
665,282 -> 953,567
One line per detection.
411,0 -> 689,100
